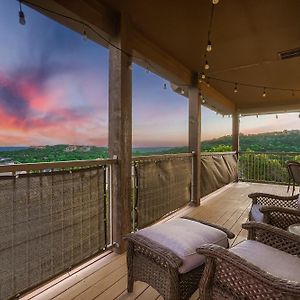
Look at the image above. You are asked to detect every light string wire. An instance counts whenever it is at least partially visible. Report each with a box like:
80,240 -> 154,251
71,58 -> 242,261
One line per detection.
20,0 -> 300,95
20,0 -> 160,81
207,76 -> 300,93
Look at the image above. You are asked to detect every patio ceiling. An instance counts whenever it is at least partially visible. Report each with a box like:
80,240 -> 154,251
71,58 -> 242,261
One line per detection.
27,0 -> 300,115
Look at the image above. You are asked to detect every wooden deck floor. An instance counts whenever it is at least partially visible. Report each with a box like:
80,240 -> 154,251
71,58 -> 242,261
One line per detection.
22,182 -> 289,300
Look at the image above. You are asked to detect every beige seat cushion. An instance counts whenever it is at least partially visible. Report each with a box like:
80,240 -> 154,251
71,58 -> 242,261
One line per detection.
136,218 -> 228,273
230,240 -> 300,282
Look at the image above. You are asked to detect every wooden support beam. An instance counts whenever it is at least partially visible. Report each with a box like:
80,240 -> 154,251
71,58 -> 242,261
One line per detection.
200,82 -> 236,115
232,113 -> 240,154
53,0 -> 118,36
189,73 -> 201,206
131,29 -> 192,85
108,13 -> 132,254
238,102 -> 300,115
26,0 -> 117,48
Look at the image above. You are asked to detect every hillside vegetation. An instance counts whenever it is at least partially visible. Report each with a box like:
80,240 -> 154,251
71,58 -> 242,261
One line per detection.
0,130 -> 299,163
202,130 -> 300,153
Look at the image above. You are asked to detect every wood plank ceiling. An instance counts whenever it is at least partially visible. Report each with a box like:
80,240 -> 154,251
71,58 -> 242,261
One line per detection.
100,0 -> 300,114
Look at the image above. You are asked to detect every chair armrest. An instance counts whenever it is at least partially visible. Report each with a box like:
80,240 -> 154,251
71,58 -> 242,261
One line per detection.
182,217 -> 235,239
196,244 -> 300,290
242,221 -> 300,255
124,233 -> 182,269
260,206 -> 300,216
248,192 -> 299,206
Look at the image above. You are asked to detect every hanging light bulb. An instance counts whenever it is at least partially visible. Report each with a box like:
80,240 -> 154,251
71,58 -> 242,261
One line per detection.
19,1 -> 26,25
204,60 -> 210,70
201,73 -> 206,79
234,83 -> 238,93
206,40 -> 212,52
262,87 -> 266,97
82,25 -> 88,41
212,0 -> 220,4
163,83 -> 167,90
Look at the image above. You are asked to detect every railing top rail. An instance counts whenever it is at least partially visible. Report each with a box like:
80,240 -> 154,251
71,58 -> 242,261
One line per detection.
239,151 -> 300,155
0,158 -> 118,173
201,151 -> 237,156
132,152 -> 193,162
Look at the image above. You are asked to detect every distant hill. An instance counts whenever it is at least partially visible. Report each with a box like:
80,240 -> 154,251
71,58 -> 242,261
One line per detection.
0,130 -> 299,164
202,130 -> 300,153
0,147 -> 28,152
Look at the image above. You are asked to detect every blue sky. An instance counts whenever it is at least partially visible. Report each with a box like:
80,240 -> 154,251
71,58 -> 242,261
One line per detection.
0,0 -> 299,147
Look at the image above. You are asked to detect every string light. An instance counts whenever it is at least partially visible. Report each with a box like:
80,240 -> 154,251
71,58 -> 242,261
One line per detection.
234,83 -> 238,93
19,0 -> 26,25
204,60 -> 210,70
262,87 -> 266,97
82,24 -> 87,41
207,76 -> 300,96
206,40 -> 212,52
201,73 -> 206,79
212,0 -> 220,4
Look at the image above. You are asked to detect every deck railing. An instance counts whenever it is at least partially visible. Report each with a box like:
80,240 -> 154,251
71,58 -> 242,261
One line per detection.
131,153 -> 193,230
131,151 -> 238,230
238,152 -> 300,184
0,159 -> 116,300
0,152 -> 238,298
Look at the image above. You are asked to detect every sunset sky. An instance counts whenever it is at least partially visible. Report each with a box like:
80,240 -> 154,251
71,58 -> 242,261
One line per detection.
0,0 -> 299,147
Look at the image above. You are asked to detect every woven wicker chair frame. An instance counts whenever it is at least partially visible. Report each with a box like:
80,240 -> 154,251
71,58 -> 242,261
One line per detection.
124,218 -> 235,300
248,192 -> 300,230
197,222 -> 300,300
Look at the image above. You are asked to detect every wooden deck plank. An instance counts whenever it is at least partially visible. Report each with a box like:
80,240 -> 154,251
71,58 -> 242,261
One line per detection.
54,255 -> 126,300
135,286 -> 160,299
22,182 -> 288,300
74,266 -> 127,300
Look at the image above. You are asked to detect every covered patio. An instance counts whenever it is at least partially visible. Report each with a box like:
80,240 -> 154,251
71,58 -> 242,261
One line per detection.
1,0 -> 300,299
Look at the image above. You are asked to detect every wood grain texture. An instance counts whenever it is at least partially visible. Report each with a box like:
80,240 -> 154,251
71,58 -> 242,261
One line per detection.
109,13 -> 132,253
189,73 -> 201,206
232,112 -> 240,154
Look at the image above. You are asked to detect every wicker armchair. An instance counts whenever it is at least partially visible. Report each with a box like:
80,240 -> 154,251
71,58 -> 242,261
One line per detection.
248,192 -> 300,229
287,161 -> 300,195
197,222 -> 300,300
125,218 -> 234,300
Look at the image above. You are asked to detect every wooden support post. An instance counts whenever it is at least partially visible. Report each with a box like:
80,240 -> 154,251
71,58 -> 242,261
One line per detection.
109,13 -> 132,253
232,112 -> 240,182
232,112 -> 240,154
189,73 -> 201,206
